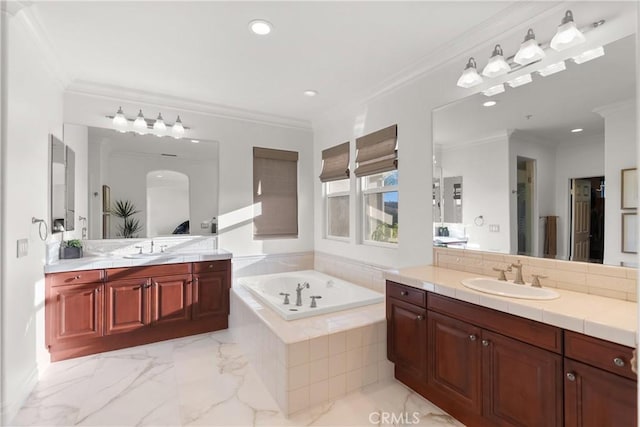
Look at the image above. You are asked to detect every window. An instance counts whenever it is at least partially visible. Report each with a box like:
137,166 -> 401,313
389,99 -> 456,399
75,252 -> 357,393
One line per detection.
355,124 -> 398,245
319,142 -> 350,239
253,147 -> 298,238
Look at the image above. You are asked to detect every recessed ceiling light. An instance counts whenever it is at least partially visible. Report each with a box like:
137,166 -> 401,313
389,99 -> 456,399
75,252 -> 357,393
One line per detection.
249,20 -> 272,35
571,128 -> 583,133
303,90 -> 318,97
191,139 -> 200,143
483,101 -> 497,107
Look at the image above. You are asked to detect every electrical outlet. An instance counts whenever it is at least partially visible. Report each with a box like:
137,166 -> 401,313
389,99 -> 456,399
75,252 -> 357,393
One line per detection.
200,222 -> 209,229
489,224 -> 500,232
17,239 -> 28,258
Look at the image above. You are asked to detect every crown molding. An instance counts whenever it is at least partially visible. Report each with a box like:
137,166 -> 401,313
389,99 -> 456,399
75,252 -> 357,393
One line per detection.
66,80 -> 313,132
593,98 -> 636,118
436,130 -> 510,152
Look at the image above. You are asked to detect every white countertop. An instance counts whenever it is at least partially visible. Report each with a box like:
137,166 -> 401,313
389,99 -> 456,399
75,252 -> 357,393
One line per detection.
385,265 -> 637,348
44,249 -> 233,274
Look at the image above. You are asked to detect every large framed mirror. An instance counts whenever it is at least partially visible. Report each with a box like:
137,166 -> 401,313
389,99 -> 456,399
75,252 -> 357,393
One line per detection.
50,135 -> 75,233
85,126 -> 219,239
433,34 -> 636,267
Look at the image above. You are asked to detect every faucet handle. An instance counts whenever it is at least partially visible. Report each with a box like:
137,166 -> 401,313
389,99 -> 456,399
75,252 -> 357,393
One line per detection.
160,245 -> 168,253
492,266 -> 511,281
531,274 -> 547,288
134,245 -> 143,254
511,260 -> 522,268
310,295 -> 322,308
279,292 -> 290,305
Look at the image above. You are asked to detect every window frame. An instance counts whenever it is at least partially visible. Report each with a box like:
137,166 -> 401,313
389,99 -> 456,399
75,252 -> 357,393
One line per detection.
360,172 -> 398,247
324,179 -> 350,242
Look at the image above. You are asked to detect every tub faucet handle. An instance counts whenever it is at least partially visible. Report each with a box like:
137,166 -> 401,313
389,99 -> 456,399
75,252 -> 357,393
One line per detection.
279,293 -> 290,305
310,295 -> 322,308
134,245 -> 143,254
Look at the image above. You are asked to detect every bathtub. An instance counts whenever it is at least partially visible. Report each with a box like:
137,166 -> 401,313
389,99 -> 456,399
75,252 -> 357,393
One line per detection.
238,270 -> 384,320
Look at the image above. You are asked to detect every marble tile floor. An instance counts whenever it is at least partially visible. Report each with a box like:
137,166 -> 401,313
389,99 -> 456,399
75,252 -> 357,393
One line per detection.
12,331 -> 463,427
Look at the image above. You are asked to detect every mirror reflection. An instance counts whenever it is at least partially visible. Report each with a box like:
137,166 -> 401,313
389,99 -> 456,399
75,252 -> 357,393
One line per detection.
50,135 -> 75,233
433,34 -> 636,266
86,126 -> 219,239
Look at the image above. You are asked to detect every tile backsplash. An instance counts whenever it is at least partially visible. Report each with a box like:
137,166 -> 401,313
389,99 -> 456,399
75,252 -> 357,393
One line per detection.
434,247 -> 638,302
314,251 -> 389,294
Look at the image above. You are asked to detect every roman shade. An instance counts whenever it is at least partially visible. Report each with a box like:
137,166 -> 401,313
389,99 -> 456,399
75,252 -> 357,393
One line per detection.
253,147 -> 299,237
319,141 -> 350,182
354,124 -> 398,177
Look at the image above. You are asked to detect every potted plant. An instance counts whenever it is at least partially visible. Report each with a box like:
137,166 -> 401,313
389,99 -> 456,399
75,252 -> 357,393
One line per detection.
60,239 -> 83,259
110,200 -> 143,238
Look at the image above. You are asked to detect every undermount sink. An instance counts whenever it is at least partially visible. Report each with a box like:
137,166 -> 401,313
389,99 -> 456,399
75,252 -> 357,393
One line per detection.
461,278 -> 560,300
123,252 -> 173,259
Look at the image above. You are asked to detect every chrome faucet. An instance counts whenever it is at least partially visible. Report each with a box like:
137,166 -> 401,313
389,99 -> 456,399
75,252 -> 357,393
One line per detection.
492,265 -> 512,281
310,295 -> 322,308
296,282 -> 310,306
511,260 -> 525,285
150,240 -> 155,253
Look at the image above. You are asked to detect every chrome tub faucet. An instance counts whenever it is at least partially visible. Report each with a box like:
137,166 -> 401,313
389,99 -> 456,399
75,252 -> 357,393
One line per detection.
296,282 -> 310,306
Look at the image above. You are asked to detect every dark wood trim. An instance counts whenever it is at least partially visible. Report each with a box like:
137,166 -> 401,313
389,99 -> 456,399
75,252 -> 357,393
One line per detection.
565,330 -> 636,380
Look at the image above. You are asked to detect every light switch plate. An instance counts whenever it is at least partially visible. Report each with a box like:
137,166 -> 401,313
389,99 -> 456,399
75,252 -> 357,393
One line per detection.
17,239 -> 28,258
200,222 -> 209,229
489,224 -> 500,232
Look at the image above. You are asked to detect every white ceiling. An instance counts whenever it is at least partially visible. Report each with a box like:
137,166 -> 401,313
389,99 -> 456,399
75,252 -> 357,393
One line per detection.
31,1 -> 516,122
434,34 -> 636,147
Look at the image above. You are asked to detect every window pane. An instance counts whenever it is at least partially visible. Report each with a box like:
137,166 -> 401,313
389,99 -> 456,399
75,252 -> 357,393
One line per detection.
326,179 -> 350,194
328,195 -> 349,237
363,170 -> 398,190
364,191 -> 398,243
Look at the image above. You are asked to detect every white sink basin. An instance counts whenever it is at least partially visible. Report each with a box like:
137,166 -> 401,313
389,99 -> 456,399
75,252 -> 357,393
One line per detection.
123,253 -> 174,259
461,278 -> 560,300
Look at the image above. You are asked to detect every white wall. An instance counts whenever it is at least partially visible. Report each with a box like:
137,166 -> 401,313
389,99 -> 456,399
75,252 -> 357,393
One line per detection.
597,100 -> 637,266
554,135 -> 605,260
439,134 -> 510,253
0,8 -> 64,424
65,93 -> 314,257
146,176 -> 190,236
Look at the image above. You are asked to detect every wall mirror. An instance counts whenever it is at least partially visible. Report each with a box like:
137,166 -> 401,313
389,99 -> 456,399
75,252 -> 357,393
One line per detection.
50,135 -> 75,233
432,34 -> 636,267
85,126 -> 219,239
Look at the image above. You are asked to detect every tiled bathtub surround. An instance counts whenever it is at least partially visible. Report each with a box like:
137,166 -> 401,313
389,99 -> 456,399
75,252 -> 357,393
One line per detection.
314,251 -> 389,293
434,247 -> 638,302
230,285 -> 392,416
232,251 -> 314,278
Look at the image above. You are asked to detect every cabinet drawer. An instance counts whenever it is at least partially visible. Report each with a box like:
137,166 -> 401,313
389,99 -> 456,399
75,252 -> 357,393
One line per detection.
47,269 -> 104,287
193,260 -> 230,274
386,281 -> 426,308
106,263 -> 191,280
428,293 -> 562,353
565,331 -> 636,380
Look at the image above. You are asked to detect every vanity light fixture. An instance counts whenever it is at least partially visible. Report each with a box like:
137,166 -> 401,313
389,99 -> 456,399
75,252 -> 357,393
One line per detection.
171,116 -> 185,139
482,45 -> 510,78
303,90 -> 318,97
133,109 -> 147,134
456,57 -> 483,88
572,46 -> 605,64
550,10 -> 586,52
482,84 -> 505,97
507,73 -> 532,88
249,19 -> 272,35
112,106 -> 128,132
571,128 -> 584,133
537,61 -> 566,77
514,29 -> 545,66
483,100 -> 497,107
153,113 -> 167,137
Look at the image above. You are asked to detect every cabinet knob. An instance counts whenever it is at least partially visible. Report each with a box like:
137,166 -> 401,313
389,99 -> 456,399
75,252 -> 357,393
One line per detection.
613,357 -> 625,367
208,264 -> 214,269
469,334 -> 477,341
566,372 -> 576,381
400,291 -> 408,296
481,339 -> 489,347
74,275 -> 81,280
416,315 -> 425,321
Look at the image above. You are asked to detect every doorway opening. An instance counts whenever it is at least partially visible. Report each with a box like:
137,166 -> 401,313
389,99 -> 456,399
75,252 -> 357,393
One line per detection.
569,176 -> 605,263
146,170 -> 190,237
517,157 -> 535,256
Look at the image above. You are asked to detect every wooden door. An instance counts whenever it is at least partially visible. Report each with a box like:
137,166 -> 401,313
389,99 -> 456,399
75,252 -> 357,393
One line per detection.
386,297 -> 427,381
193,272 -> 227,319
52,283 -> 103,342
428,311 -> 482,414
482,330 -> 563,427
564,358 -> 637,427
105,278 -> 150,335
151,274 -> 191,325
572,179 -> 591,262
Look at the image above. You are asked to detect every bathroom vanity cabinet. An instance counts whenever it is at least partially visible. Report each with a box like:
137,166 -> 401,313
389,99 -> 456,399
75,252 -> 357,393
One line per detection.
45,260 -> 231,361
386,281 -> 637,427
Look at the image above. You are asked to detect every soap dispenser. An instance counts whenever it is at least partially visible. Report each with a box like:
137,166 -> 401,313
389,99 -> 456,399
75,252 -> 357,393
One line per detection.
211,217 -> 217,235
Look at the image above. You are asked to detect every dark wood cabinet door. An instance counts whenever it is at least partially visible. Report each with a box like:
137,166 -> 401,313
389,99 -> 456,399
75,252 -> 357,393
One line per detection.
151,274 -> 191,325
105,278 -> 150,335
193,272 -> 227,319
387,297 -> 427,381
428,311 -> 482,414
564,358 -> 637,427
52,283 -> 103,342
482,330 -> 563,427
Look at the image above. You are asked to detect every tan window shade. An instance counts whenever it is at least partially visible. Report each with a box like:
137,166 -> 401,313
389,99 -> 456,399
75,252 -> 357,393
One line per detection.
354,124 -> 397,177
253,147 -> 299,237
319,141 -> 350,182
